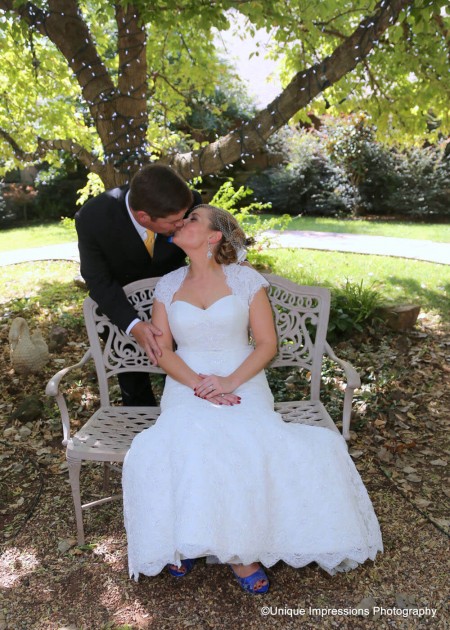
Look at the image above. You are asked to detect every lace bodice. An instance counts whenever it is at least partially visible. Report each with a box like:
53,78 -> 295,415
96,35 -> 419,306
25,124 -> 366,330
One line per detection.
154,264 -> 269,311
154,264 -> 269,354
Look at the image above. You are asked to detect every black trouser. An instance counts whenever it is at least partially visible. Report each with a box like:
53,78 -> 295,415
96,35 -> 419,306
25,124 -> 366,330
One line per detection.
117,372 -> 157,406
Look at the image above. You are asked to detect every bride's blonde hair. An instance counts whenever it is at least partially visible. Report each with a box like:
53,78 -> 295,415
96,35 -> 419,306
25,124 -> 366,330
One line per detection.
196,204 -> 247,265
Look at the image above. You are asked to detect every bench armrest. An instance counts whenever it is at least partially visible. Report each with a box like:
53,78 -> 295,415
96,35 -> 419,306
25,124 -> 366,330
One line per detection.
324,342 -> 361,441
45,349 -> 92,445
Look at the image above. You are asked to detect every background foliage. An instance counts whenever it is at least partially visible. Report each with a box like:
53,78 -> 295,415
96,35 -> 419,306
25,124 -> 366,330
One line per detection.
249,116 -> 450,218
0,0 -> 448,187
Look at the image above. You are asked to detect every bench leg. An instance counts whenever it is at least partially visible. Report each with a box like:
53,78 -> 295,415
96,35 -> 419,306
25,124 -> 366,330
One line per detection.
67,455 -> 85,545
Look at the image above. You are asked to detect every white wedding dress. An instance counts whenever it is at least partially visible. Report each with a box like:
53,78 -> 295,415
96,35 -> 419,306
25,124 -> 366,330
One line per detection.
122,264 -> 383,580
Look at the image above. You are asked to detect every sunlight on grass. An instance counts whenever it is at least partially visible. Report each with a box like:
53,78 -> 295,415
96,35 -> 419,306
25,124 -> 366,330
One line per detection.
0,261 -> 86,328
260,249 -> 450,321
0,261 -> 81,301
0,221 -> 76,251
1,254 -> 449,327
259,215 -> 450,242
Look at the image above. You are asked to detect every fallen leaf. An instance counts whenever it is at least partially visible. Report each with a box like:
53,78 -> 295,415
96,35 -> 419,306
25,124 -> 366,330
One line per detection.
395,593 -> 417,609
57,538 -> 77,553
415,498 -> 431,508
377,447 -> 393,463
355,596 -> 379,619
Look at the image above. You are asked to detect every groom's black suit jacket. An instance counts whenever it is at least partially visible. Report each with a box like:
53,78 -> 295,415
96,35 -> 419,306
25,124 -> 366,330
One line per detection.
75,185 -> 201,332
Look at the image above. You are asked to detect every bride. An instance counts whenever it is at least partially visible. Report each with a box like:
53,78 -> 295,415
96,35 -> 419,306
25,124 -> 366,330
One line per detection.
122,204 -> 383,594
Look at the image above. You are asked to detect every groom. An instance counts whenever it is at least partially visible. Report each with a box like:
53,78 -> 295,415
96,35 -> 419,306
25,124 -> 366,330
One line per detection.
75,164 -> 202,406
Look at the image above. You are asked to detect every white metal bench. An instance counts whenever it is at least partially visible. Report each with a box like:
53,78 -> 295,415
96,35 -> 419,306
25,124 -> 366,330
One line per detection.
46,274 -> 360,544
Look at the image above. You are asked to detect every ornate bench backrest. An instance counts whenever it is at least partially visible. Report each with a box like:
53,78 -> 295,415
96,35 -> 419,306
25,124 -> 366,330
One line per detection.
83,278 -> 162,405
83,274 -> 330,405
264,274 -> 330,399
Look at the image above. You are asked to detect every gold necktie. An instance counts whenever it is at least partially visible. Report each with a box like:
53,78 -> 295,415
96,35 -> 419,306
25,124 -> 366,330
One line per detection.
144,230 -> 155,257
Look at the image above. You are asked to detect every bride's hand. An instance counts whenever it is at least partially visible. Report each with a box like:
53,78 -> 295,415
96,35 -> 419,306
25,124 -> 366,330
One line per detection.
194,374 -> 239,402
209,393 -> 241,406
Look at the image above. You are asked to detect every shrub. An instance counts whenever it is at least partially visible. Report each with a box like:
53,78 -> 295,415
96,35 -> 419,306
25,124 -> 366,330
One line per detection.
388,145 -> 450,218
60,216 -> 76,234
0,179 -> 17,225
33,173 -> 87,221
249,117 -> 450,219
248,131 -> 354,216
326,117 -> 399,216
328,279 -> 383,339
0,183 -> 37,224
0,162 -> 89,226
327,117 -> 450,218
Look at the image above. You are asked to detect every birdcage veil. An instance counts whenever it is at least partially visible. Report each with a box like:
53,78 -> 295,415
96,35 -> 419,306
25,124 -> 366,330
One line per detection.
195,204 -> 247,263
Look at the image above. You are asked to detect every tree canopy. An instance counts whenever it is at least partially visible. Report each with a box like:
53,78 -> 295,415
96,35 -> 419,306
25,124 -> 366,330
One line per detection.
0,0 -> 448,188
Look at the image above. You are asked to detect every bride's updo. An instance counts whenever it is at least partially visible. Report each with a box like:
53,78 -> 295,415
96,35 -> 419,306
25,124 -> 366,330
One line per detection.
200,205 -> 248,265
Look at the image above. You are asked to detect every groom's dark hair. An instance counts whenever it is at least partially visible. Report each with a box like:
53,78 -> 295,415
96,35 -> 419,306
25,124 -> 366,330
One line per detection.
129,164 -> 193,218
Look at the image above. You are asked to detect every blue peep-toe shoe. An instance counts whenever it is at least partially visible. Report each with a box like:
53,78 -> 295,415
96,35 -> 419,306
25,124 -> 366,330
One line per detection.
230,565 -> 270,594
167,558 -> 196,577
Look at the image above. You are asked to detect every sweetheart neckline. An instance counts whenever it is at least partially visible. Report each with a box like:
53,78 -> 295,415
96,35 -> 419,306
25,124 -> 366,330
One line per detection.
170,294 -> 234,311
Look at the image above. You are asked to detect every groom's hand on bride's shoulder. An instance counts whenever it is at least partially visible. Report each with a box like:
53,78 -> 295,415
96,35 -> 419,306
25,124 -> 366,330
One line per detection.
130,320 -> 163,366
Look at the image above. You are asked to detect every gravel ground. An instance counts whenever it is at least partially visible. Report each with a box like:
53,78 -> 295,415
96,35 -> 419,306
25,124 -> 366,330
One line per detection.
1,444 -> 448,629
1,283 -> 449,629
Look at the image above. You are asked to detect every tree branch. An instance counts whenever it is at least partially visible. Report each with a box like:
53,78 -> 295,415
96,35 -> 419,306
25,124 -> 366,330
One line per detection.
1,0 -> 115,107
363,59 -> 391,105
316,27 -> 348,41
0,129 -> 102,172
314,7 -> 374,28
154,73 -> 191,99
167,0 -> 411,178
0,128 -> 26,158
0,1 -> 47,35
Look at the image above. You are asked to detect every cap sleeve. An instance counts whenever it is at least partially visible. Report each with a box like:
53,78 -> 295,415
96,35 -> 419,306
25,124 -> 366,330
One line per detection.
223,264 -> 269,306
154,267 -> 188,310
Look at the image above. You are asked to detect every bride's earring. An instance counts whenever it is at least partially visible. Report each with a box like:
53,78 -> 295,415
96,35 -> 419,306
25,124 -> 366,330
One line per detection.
207,240 -> 213,260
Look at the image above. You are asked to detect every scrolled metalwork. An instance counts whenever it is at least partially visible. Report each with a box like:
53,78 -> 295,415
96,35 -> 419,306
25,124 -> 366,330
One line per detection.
267,282 -> 324,369
93,286 -> 155,377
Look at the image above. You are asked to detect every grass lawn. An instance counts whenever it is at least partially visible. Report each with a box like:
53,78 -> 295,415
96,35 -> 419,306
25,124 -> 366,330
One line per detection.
0,221 -> 76,251
259,215 -> 450,242
254,249 -> 450,323
0,260 -> 86,329
1,250 -> 448,325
